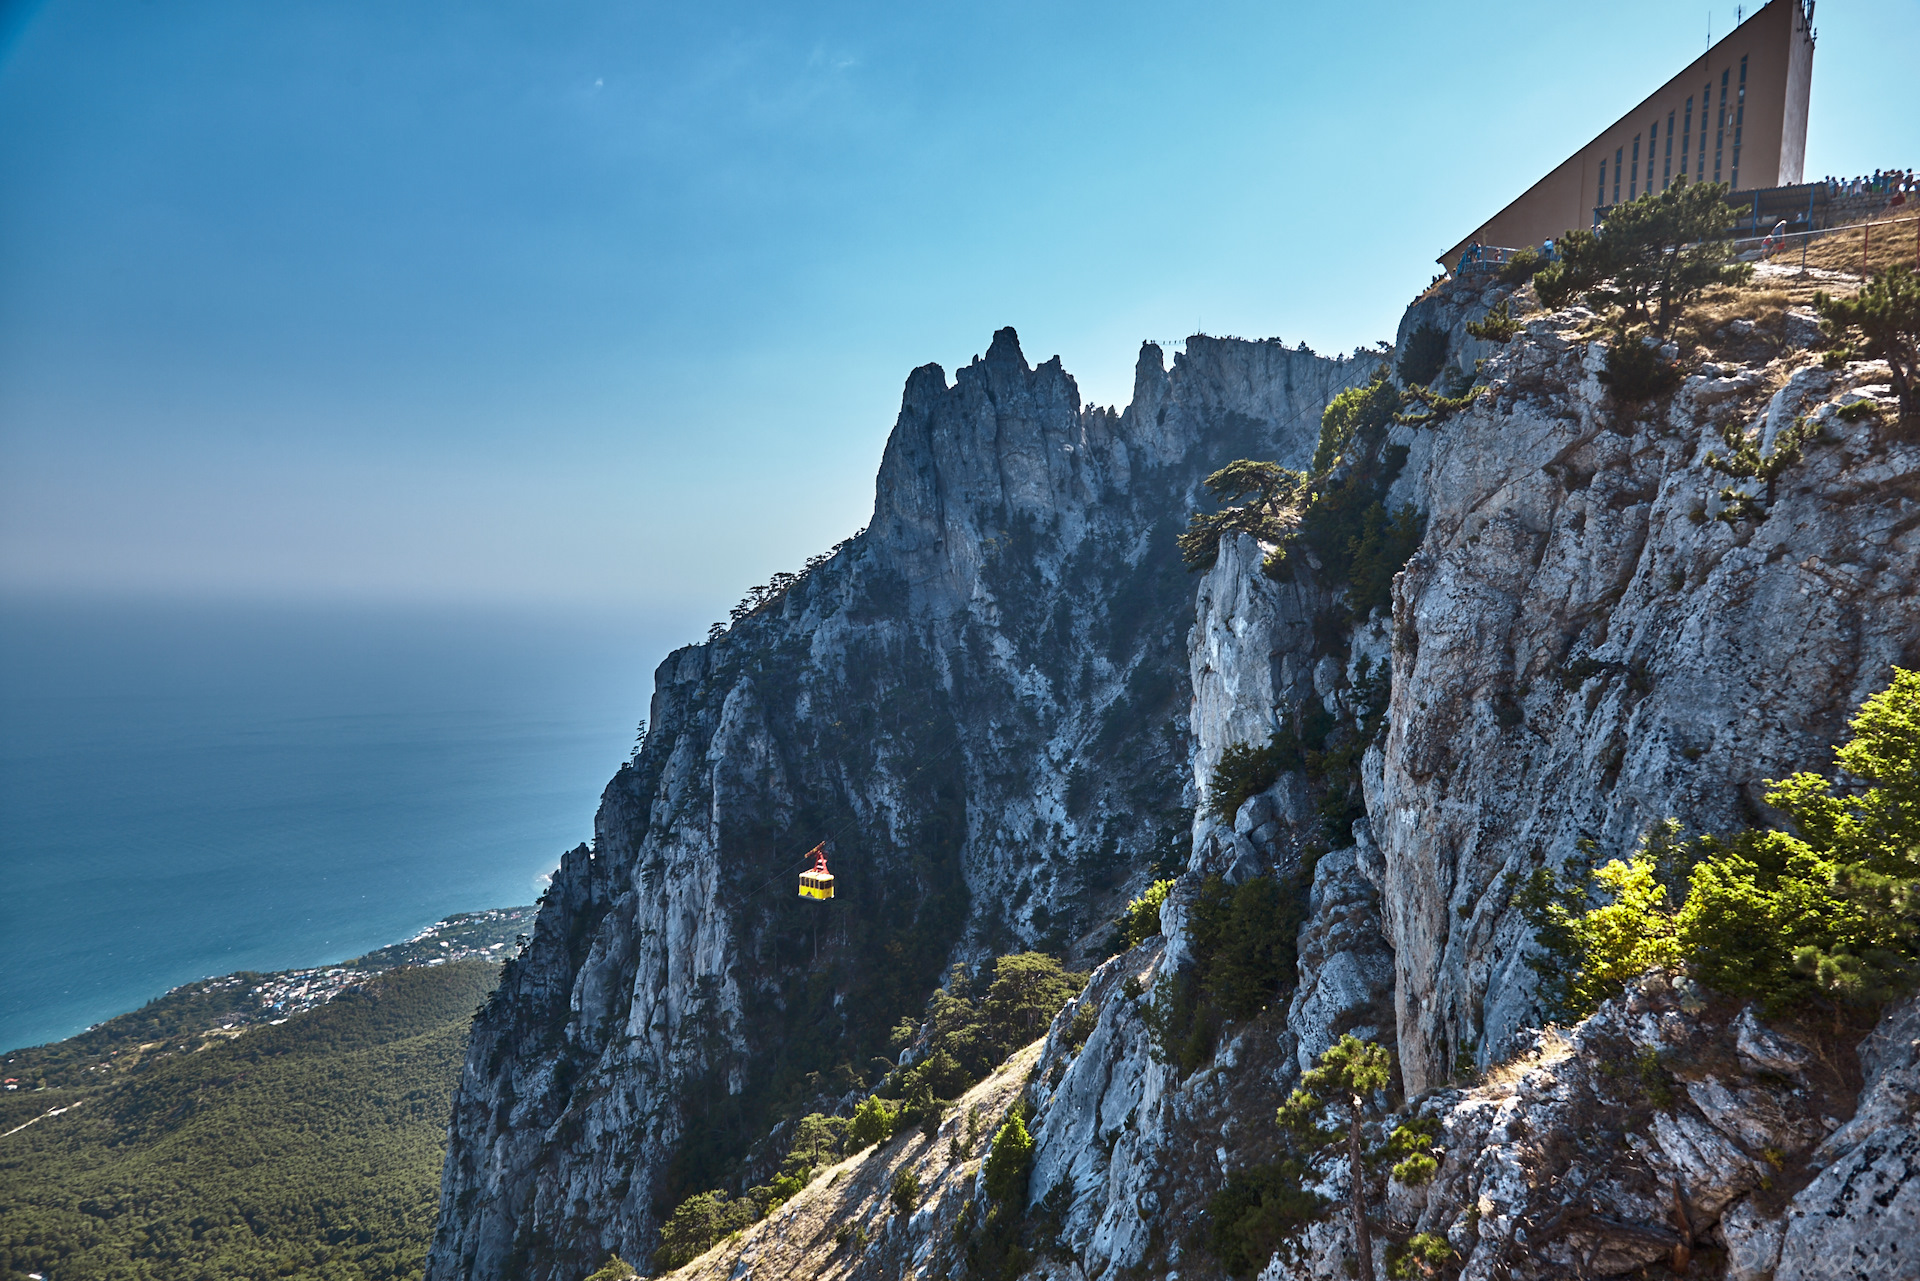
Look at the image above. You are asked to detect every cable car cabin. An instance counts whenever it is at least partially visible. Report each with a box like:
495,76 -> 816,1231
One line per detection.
798,845 -> 835,900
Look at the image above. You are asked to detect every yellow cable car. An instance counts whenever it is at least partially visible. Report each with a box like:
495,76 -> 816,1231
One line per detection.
798,844 -> 835,900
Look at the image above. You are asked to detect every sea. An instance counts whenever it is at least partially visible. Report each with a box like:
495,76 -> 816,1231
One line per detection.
0,594 -> 691,1052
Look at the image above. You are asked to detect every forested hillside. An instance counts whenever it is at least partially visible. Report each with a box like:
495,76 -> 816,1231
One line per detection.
0,961 -> 497,1281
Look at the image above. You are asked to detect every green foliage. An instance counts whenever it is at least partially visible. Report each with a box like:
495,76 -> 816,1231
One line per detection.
1816,264 -> 1920,420
982,1109 -> 1035,1204
1704,411 -> 1822,520
1386,1232 -> 1455,1279
847,1094 -> 899,1151
1278,1034 -> 1393,1144
1148,874 -> 1305,1074
1062,1001 -> 1098,1053
1397,323 -> 1451,388
1598,335 -> 1684,402
1205,1159 -> 1327,1279
1119,878 -> 1175,947
888,953 -> 1085,1121
1464,299 -> 1520,343
1208,737 -> 1290,821
0,962 -> 499,1281
654,1190 -> 758,1271
1521,669 -> 1920,1018
1496,246 -> 1544,286
1177,460 -> 1311,571
1542,178 -> 1752,334
1346,503 -> 1425,619
890,1167 -> 921,1214
1314,372 -> 1404,475
1386,1118 -> 1442,1185
584,1253 -> 640,1280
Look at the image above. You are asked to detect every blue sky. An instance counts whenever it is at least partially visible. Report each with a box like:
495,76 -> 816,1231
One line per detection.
2,0 -> 1914,639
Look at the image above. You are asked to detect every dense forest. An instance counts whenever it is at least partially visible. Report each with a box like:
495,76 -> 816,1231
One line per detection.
0,962 -> 496,1281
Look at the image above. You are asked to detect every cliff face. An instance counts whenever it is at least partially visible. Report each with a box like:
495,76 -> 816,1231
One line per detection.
433,265 -> 1920,1281
427,328 -> 1382,1281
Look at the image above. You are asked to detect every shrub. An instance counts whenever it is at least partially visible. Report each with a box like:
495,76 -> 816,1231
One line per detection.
653,1191 -> 756,1271
1062,1000 -> 1098,1052
1386,1232 -> 1455,1279
1704,412 -> 1822,518
1119,879 -> 1174,948
847,1095 -> 899,1151
1598,335 -> 1683,402
1314,372 -> 1404,474
1816,264 -> 1920,421
1552,178 -> 1752,334
1496,246 -> 1544,285
1208,737 -> 1290,821
584,1254 -> 639,1280
890,954 -> 1086,1110
1205,1159 -> 1326,1279
1346,502 -> 1425,618
982,1109 -> 1035,1204
890,1167 -> 921,1214
1521,668 -> 1920,1019
1465,299 -> 1520,342
1148,873 -> 1306,1073
1397,323 -> 1450,388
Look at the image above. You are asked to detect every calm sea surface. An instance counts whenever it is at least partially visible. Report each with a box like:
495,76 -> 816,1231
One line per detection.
0,596 -> 686,1051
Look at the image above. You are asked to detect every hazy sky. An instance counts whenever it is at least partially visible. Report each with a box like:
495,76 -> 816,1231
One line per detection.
3,0 -> 1914,636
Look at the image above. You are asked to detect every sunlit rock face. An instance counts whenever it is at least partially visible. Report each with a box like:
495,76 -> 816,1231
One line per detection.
426,328 -> 1380,1281
434,268 -> 1920,1281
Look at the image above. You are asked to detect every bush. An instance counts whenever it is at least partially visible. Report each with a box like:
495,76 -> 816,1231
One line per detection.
982,1109 -> 1035,1204
1521,668 -> 1920,1019
584,1254 -> 640,1280
1387,1233 -> 1455,1279
1313,372 -> 1404,474
1397,323 -> 1450,388
1496,246 -> 1544,285
1119,879 -> 1174,948
888,953 -> 1087,1111
1208,737 -> 1290,821
1465,299 -> 1520,342
890,1168 -> 921,1214
1816,264 -> 1920,421
1547,178 -> 1751,334
1346,502 -> 1425,618
1597,335 -> 1683,402
1205,1159 -> 1326,1279
1148,873 -> 1306,1073
653,1191 -> 757,1271
847,1095 -> 899,1151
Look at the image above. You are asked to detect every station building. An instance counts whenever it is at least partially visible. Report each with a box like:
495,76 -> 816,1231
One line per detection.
1440,0 -> 1816,270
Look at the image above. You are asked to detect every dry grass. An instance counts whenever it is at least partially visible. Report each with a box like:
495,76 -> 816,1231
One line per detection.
1773,210 -> 1920,279
1475,1027 -> 1575,1094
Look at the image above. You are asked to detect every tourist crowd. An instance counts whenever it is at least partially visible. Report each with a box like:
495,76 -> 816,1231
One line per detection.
1818,169 -> 1914,201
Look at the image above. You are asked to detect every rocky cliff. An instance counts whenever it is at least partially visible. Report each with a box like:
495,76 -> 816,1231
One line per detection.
427,328 -> 1383,1281
432,262 -> 1920,1281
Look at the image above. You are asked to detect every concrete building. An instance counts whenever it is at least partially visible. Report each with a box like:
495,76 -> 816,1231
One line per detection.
1440,0 -> 1815,269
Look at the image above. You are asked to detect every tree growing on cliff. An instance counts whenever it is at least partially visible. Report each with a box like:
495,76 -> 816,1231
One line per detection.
1278,1034 -> 1394,1281
1534,178 -> 1750,334
1519,666 -> 1920,1020
1177,459 -> 1309,570
1817,265 -> 1920,422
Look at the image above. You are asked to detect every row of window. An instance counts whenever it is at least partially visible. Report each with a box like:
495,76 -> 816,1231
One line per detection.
1595,54 -> 1748,212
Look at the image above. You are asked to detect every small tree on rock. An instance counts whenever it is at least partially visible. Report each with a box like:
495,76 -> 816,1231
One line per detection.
1817,265 -> 1920,423
1536,178 -> 1751,334
1277,1034 -> 1393,1281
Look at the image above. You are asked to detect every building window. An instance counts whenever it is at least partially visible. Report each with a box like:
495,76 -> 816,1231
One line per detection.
1714,68 -> 1728,183
1647,122 -> 1658,193
1614,146 -> 1623,204
1664,110 -> 1675,187
1699,83 -> 1711,178
1731,55 -> 1748,187
1681,98 -> 1693,183
1598,158 -> 1607,210
1630,135 -> 1640,199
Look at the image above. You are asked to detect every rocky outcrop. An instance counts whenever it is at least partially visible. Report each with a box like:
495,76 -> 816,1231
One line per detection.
428,330 -> 1384,1281
433,264 -> 1920,1281
1374,286 -> 1920,1093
